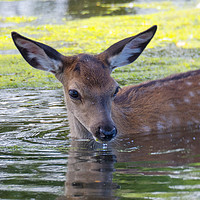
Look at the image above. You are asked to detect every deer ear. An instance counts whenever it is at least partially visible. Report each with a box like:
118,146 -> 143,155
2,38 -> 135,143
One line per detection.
99,25 -> 157,70
11,32 -> 64,74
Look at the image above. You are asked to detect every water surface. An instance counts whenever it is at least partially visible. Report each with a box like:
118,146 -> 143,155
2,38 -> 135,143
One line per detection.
0,0 -> 194,25
1,89 -> 200,199
1,0 -> 200,199
0,0 -> 138,25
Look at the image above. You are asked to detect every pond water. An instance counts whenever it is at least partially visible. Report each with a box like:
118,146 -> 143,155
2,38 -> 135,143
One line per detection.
0,0 -> 194,25
0,89 -> 200,199
0,0 -> 140,25
1,0 -> 200,199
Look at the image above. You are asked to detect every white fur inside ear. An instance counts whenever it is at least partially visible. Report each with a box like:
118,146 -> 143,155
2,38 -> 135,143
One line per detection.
16,38 -> 62,73
109,32 -> 153,69
27,51 -> 62,73
108,44 -> 141,68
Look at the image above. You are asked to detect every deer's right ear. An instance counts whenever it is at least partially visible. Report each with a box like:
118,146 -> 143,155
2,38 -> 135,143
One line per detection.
11,32 -> 65,74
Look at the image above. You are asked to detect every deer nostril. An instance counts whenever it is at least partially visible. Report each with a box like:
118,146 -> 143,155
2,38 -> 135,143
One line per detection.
99,127 -> 117,141
100,127 -> 116,135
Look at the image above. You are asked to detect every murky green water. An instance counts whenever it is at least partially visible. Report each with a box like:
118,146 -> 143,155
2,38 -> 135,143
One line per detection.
0,0 -> 193,25
0,0 -> 149,24
1,89 -> 200,199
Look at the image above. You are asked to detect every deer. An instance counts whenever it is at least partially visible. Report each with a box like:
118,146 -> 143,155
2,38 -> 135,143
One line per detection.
11,25 -> 200,143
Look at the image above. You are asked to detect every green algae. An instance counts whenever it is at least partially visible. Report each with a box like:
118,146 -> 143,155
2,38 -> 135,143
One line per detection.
0,16 -> 37,24
0,1 -> 200,88
0,54 -> 61,88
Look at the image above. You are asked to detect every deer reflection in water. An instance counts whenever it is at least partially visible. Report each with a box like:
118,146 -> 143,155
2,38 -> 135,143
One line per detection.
57,128 -> 200,199
57,140 -> 118,200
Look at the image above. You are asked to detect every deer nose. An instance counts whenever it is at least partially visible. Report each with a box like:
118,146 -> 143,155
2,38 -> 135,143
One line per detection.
99,126 -> 117,142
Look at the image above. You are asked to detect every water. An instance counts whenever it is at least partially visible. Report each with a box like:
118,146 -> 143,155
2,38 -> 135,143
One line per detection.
0,0 -> 191,25
0,89 -> 69,199
0,0 -> 137,25
0,89 -> 200,199
1,0 -> 200,199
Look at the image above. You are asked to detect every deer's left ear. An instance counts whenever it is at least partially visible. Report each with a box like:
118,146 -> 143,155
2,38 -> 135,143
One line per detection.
11,32 -> 64,74
99,25 -> 157,70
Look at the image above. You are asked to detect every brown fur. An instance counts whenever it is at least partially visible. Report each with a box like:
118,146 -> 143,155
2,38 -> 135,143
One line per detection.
112,70 -> 200,135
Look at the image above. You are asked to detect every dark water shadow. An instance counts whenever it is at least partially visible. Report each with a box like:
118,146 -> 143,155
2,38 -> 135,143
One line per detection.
116,127 -> 200,165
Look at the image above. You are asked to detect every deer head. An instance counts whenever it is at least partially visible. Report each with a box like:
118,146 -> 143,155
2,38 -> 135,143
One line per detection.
11,25 -> 157,143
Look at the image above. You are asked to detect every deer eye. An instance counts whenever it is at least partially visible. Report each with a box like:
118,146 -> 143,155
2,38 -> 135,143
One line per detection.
68,90 -> 80,100
113,86 -> 120,98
